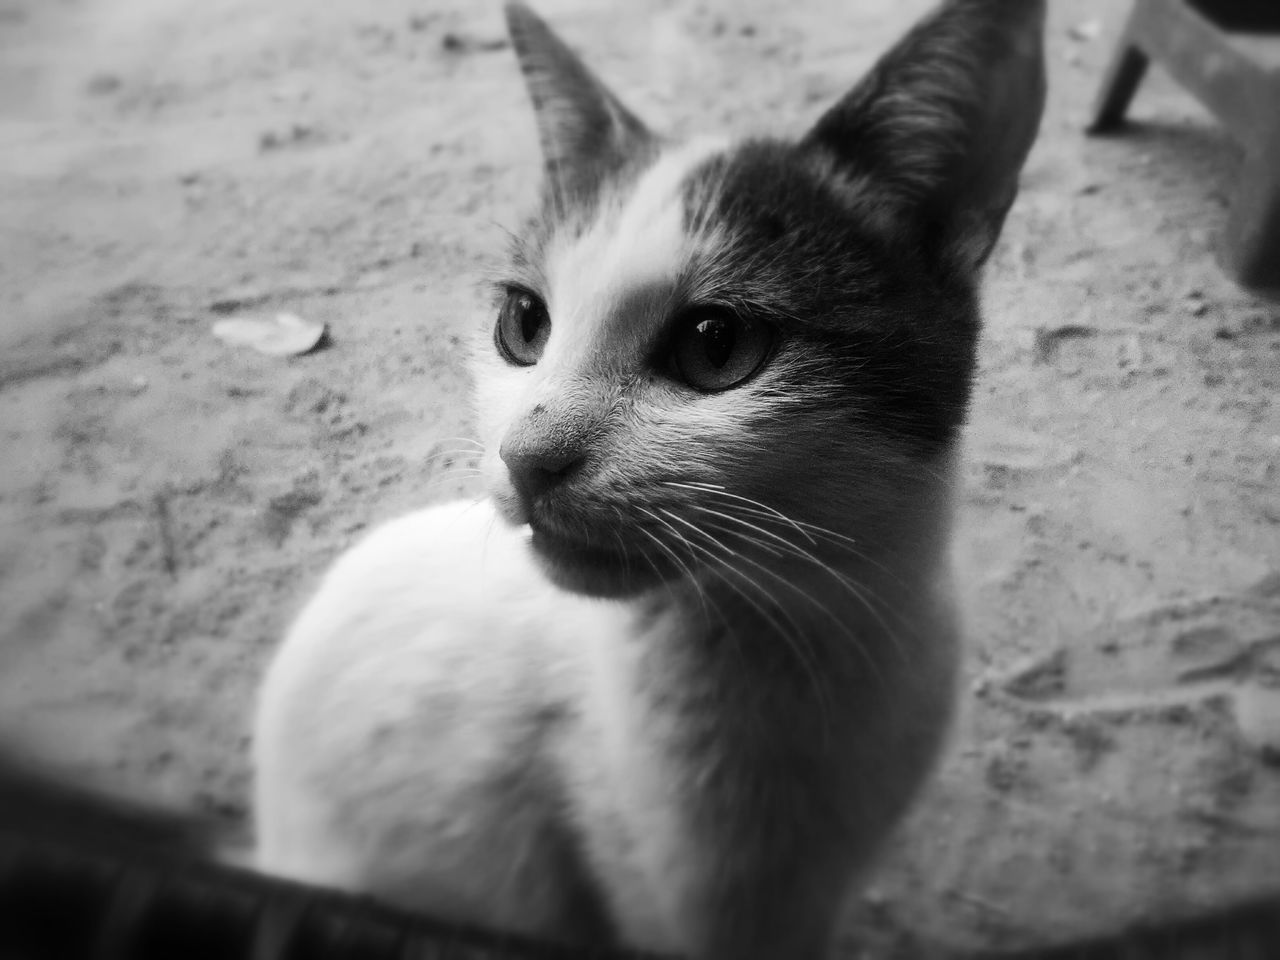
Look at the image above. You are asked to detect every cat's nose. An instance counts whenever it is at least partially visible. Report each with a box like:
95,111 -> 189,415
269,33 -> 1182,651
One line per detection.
499,440 -> 583,501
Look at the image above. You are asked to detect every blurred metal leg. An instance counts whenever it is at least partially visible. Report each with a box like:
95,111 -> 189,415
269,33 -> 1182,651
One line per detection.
1088,0 -> 1280,291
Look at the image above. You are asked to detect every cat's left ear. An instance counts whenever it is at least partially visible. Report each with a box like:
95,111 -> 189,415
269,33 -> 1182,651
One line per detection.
505,3 -> 655,203
803,0 -> 1047,274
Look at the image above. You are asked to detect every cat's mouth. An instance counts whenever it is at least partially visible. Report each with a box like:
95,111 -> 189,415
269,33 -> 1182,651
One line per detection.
525,519 -> 672,598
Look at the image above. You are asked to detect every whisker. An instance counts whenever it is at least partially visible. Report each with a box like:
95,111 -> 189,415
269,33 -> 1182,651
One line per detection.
686,490 -> 890,576
639,507 -> 717,581
431,436 -> 486,450
477,502 -> 501,577
730,506 -> 908,592
676,484 -> 912,607
669,481 -> 887,565
422,472 -> 484,490
681,498 -> 913,672
633,526 -> 671,586
659,509 -> 834,727
423,449 -> 485,465
633,515 -> 720,625
686,504 -> 809,561
637,508 -> 694,571
693,516 -> 889,694
662,481 -> 818,547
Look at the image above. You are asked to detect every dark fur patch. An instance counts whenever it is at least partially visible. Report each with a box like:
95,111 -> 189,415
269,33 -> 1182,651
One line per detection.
803,0 -> 1046,272
681,140 -> 980,448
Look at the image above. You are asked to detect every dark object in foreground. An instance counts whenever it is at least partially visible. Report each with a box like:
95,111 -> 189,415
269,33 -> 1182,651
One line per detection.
0,831 -> 660,960
3,828 -> 1278,960
2,759 -> 1279,960
0,756 -> 660,959
1090,0 -> 1280,293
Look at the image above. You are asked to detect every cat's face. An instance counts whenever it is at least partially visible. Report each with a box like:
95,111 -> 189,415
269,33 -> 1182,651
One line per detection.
472,1 -> 1046,599
474,140 -> 973,598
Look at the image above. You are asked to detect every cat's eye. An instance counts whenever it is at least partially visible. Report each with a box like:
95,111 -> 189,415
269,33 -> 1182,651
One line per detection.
668,307 -> 773,392
495,288 -> 551,366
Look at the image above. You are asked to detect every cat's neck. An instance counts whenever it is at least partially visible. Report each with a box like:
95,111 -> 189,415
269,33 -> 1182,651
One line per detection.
610,463 -> 960,709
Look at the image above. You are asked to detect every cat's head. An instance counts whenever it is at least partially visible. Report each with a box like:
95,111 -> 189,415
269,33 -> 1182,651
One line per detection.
474,0 -> 1045,599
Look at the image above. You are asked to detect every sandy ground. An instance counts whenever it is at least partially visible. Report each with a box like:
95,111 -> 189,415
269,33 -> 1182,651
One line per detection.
1,0 -> 1278,954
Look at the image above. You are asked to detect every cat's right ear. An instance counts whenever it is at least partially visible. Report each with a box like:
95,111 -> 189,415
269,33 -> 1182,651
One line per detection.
802,0 -> 1047,276
504,3 -> 655,203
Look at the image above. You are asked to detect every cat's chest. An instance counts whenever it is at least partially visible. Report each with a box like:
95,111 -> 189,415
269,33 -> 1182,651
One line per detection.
562,628 -> 843,953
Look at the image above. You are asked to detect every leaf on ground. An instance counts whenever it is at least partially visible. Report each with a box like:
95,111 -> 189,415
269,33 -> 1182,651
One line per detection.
211,312 -> 327,357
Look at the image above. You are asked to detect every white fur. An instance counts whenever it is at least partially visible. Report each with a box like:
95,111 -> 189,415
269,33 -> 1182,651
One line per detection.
255,500 -> 623,931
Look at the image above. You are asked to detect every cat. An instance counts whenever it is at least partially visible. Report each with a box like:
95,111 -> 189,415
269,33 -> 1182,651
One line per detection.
251,1 -> 1047,958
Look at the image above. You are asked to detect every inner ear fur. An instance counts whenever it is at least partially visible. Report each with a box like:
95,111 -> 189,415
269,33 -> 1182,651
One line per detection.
505,3 -> 656,207
803,0 -> 1047,275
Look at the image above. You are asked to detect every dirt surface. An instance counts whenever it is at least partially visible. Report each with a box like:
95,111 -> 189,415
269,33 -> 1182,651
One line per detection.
1,0 -> 1278,954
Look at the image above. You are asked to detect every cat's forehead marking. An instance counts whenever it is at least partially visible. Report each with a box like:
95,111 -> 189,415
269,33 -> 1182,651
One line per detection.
543,137 -> 728,360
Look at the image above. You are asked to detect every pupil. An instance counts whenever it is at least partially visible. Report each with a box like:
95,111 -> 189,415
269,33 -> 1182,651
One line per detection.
518,296 -> 541,343
697,317 -> 734,369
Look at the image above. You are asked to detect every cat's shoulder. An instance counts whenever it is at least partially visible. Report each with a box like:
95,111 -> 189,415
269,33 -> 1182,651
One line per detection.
257,498 -> 598,772
307,499 -> 531,609
272,498 -> 607,678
